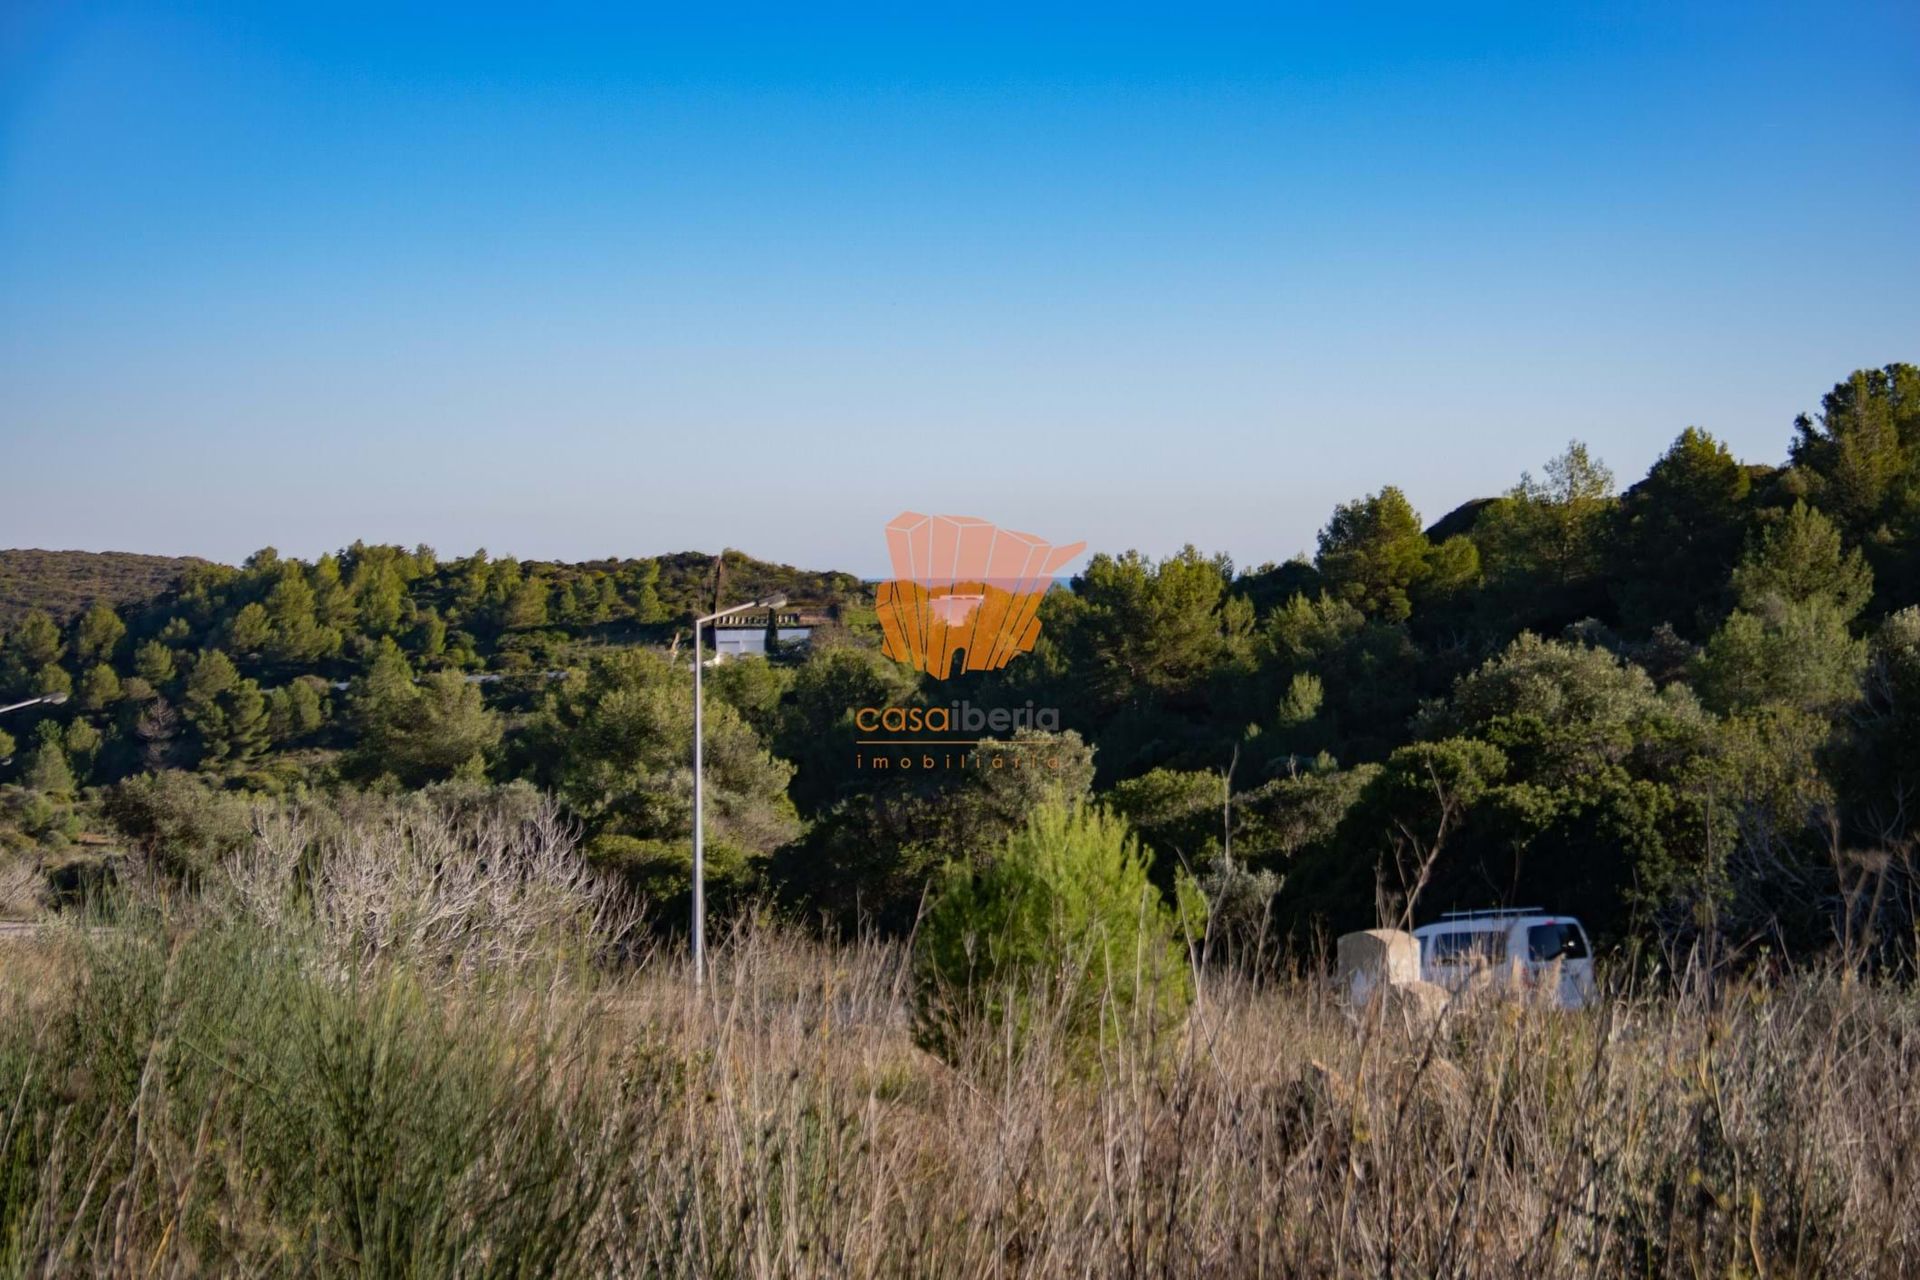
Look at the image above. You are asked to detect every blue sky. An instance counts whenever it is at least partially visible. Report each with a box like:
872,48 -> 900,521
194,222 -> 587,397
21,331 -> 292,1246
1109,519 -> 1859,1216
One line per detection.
2,2 -> 1916,576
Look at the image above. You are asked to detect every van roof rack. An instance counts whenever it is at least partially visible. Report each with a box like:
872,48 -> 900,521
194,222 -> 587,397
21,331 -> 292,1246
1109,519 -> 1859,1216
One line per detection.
1437,907 -> 1545,920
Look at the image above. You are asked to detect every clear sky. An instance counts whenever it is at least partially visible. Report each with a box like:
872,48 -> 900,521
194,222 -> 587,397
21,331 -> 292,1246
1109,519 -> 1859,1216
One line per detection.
2,2 -> 1916,577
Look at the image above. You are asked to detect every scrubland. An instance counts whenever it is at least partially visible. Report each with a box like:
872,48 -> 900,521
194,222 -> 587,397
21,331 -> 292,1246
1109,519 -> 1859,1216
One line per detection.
0,801 -> 1914,1278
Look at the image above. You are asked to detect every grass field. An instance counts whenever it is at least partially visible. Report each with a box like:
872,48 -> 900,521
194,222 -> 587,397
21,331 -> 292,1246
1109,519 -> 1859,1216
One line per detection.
0,805 -> 1915,1277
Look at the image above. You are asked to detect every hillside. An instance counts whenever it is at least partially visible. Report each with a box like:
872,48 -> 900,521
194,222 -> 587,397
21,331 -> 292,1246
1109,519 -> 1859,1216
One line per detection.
650,548 -> 866,616
0,549 -> 208,628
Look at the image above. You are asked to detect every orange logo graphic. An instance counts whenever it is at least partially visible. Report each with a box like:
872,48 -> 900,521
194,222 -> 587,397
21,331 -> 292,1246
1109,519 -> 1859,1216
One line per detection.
877,513 -> 1085,679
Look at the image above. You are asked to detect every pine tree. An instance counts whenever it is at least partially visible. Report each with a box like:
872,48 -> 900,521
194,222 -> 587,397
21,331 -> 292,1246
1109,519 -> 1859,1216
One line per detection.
62,718 -> 102,780
135,640 -> 177,685
24,724 -> 74,797
265,569 -> 331,662
1315,487 -> 1432,621
79,663 -> 122,711
72,601 -> 127,665
1613,427 -> 1752,636
1731,501 -> 1873,619
8,610 -> 62,670
227,602 -> 272,654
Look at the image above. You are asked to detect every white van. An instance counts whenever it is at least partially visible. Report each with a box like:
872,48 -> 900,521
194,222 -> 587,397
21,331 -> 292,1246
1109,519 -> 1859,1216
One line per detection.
1411,909 -> 1596,1009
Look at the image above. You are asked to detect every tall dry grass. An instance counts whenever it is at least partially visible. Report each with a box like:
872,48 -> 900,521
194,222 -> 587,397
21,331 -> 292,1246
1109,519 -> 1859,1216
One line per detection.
0,799 -> 1915,1276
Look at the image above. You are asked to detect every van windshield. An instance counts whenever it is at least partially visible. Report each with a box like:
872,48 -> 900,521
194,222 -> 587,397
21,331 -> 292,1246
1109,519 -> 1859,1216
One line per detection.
1526,922 -> 1589,961
1426,930 -> 1507,963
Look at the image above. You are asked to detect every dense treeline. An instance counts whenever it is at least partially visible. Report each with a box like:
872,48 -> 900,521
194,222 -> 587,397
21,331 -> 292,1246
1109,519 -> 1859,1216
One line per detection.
3,363 -> 1917,962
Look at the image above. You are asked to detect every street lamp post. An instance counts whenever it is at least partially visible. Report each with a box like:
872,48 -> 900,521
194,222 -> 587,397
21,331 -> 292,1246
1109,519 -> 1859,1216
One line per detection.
690,593 -> 786,988
0,693 -> 68,717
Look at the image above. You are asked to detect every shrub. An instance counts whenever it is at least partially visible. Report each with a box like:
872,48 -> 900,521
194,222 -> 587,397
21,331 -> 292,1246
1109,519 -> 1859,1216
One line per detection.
0,916 -> 627,1274
223,791 -> 631,978
584,831 -> 749,908
912,800 -> 1195,1069
101,769 -> 255,882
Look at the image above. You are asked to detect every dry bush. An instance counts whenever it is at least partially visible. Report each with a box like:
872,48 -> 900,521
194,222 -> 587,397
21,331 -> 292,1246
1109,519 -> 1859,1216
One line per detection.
0,856 -> 43,918
207,791 -> 638,978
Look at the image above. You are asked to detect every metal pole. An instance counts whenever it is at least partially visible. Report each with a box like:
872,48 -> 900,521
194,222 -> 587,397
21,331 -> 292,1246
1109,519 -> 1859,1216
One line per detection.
687,594 -> 783,993
0,694 -> 65,717
691,615 -> 706,989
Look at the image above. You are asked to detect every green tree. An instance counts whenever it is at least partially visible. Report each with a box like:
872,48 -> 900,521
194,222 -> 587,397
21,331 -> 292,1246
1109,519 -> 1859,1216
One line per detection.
78,663 -> 122,711
1258,590 -> 1422,763
7,609 -> 63,672
185,648 -> 239,705
1053,547 -> 1232,707
1729,501 -> 1873,618
311,554 -> 357,629
266,677 -> 329,742
1105,767 -> 1224,868
773,645 -> 918,815
619,559 -> 664,622
102,770 -> 255,882
1788,363 -> 1919,537
1472,441 -> 1616,626
1262,591 -> 1366,668
227,602 -> 272,655
526,649 -> 797,876
1315,487 -> 1432,621
414,608 -> 448,662
1417,632 -> 1702,780
1833,607 -> 1920,850
1697,501 -> 1872,717
765,729 -> 1097,935
706,656 -> 791,740
1276,671 -> 1324,730
1342,736 -> 1510,926
264,569 -> 335,663
346,639 -> 497,783
134,640 -> 177,686
1697,602 -> 1865,716
913,800 -> 1195,1069
1418,534 -> 1483,610
1395,634 -> 1721,936
72,600 -> 127,665
501,577 -> 550,630
1612,427 -> 1752,636
182,650 -> 269,769
24,728 -> 75,797
62,718 -> 102,780
349,556 -> 409,636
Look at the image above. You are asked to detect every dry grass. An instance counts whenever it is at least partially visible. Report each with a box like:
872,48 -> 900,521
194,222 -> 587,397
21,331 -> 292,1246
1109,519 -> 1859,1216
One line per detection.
595,925 -> 1920,1279
0,801 -> 1916,1276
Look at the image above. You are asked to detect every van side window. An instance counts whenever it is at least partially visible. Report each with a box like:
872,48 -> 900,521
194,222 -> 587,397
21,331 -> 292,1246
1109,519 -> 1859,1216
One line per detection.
1428,930 -> 1507,963
1526,923 -> 1588,961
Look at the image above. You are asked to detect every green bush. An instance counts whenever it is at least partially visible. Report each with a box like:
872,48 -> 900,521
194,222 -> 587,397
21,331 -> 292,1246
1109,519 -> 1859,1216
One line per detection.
912,800 -> 1196,1069
0,916 -> 626,1275
101,769 -> 255,882
584,831 -> 748,906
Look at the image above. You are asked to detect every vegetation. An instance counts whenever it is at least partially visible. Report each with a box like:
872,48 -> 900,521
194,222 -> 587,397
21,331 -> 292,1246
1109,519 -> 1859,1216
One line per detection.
0,793 -> 1914,1276
2,365 -> 1919,1274
912,799 -> 1196,1067
1,363 -> 1918,969
0,549 -> 206,629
